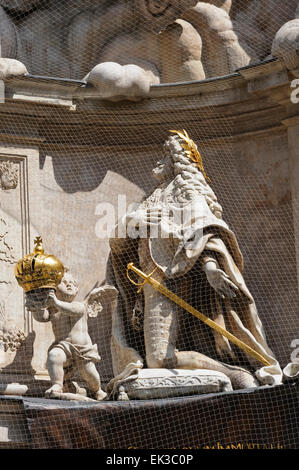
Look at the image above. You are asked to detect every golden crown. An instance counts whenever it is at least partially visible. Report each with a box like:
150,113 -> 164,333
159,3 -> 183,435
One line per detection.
15,237 -> 64,293
169,129 -> 210,182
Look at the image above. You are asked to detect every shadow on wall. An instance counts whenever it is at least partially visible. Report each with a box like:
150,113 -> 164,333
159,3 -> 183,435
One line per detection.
230,0 -> 298,62
46,150 -> 158,195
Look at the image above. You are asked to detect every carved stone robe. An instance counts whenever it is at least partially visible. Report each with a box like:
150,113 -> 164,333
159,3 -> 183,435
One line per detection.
108,184 -> 290,385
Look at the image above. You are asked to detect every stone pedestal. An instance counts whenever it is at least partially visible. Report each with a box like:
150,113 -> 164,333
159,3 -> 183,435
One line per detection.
0,398 -> 30,448
0,383 -> 297,448
113,369 -> 233,400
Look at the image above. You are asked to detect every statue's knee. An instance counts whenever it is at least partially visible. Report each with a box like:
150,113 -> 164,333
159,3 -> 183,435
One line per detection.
146,353 -> 176,369
47,348 -> 65,365
146,354 -> 164,369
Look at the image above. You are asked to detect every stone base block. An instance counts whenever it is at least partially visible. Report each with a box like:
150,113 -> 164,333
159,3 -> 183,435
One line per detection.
0,383 -> 298,448
0,398 -> 30,448
0,375 -> 51,398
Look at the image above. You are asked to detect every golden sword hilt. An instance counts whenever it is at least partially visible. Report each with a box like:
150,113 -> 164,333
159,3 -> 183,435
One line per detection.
126,262 -> 158,294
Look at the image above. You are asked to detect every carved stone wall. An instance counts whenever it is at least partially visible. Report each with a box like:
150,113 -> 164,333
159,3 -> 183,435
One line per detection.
0,59 -> 298,389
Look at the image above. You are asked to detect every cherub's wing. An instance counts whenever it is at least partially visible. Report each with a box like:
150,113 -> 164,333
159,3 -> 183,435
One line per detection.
85,285 -> 118,318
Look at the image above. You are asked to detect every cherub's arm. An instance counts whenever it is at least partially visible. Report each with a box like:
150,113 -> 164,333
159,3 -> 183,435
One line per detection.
47,292 -> 85,317
55,300 -> 86,317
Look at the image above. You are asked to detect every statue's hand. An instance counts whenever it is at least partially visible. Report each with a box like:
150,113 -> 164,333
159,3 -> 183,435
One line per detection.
129,208 -> 162,226
144,208 -> 162,225
205,262 -> 239,299
45,290 -> 60,308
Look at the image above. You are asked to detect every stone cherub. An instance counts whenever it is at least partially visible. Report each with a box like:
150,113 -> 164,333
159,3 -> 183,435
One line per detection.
15,237 -> 113,401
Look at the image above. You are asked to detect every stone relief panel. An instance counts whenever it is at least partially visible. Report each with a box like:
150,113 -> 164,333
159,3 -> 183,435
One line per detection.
0,155 -> 29,369
0,301 -> 26,353
0,161 -> 18,191
0,217 -> 17,267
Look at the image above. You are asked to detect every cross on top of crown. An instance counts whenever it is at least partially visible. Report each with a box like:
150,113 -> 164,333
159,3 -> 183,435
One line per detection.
34,236 -> 43,245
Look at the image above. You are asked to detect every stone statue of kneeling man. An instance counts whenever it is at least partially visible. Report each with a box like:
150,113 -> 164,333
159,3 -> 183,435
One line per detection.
25,270 -> 113,401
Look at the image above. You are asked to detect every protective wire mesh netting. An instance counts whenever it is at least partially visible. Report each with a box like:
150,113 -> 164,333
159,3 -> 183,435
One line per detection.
0,0 -> 298,450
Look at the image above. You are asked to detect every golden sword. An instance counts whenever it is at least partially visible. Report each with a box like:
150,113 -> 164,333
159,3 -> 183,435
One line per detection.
126,263 -> 271,367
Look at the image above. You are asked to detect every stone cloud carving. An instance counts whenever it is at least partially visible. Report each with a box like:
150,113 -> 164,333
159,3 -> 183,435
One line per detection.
272,3 -> 299,72
0,1 -> 298,99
